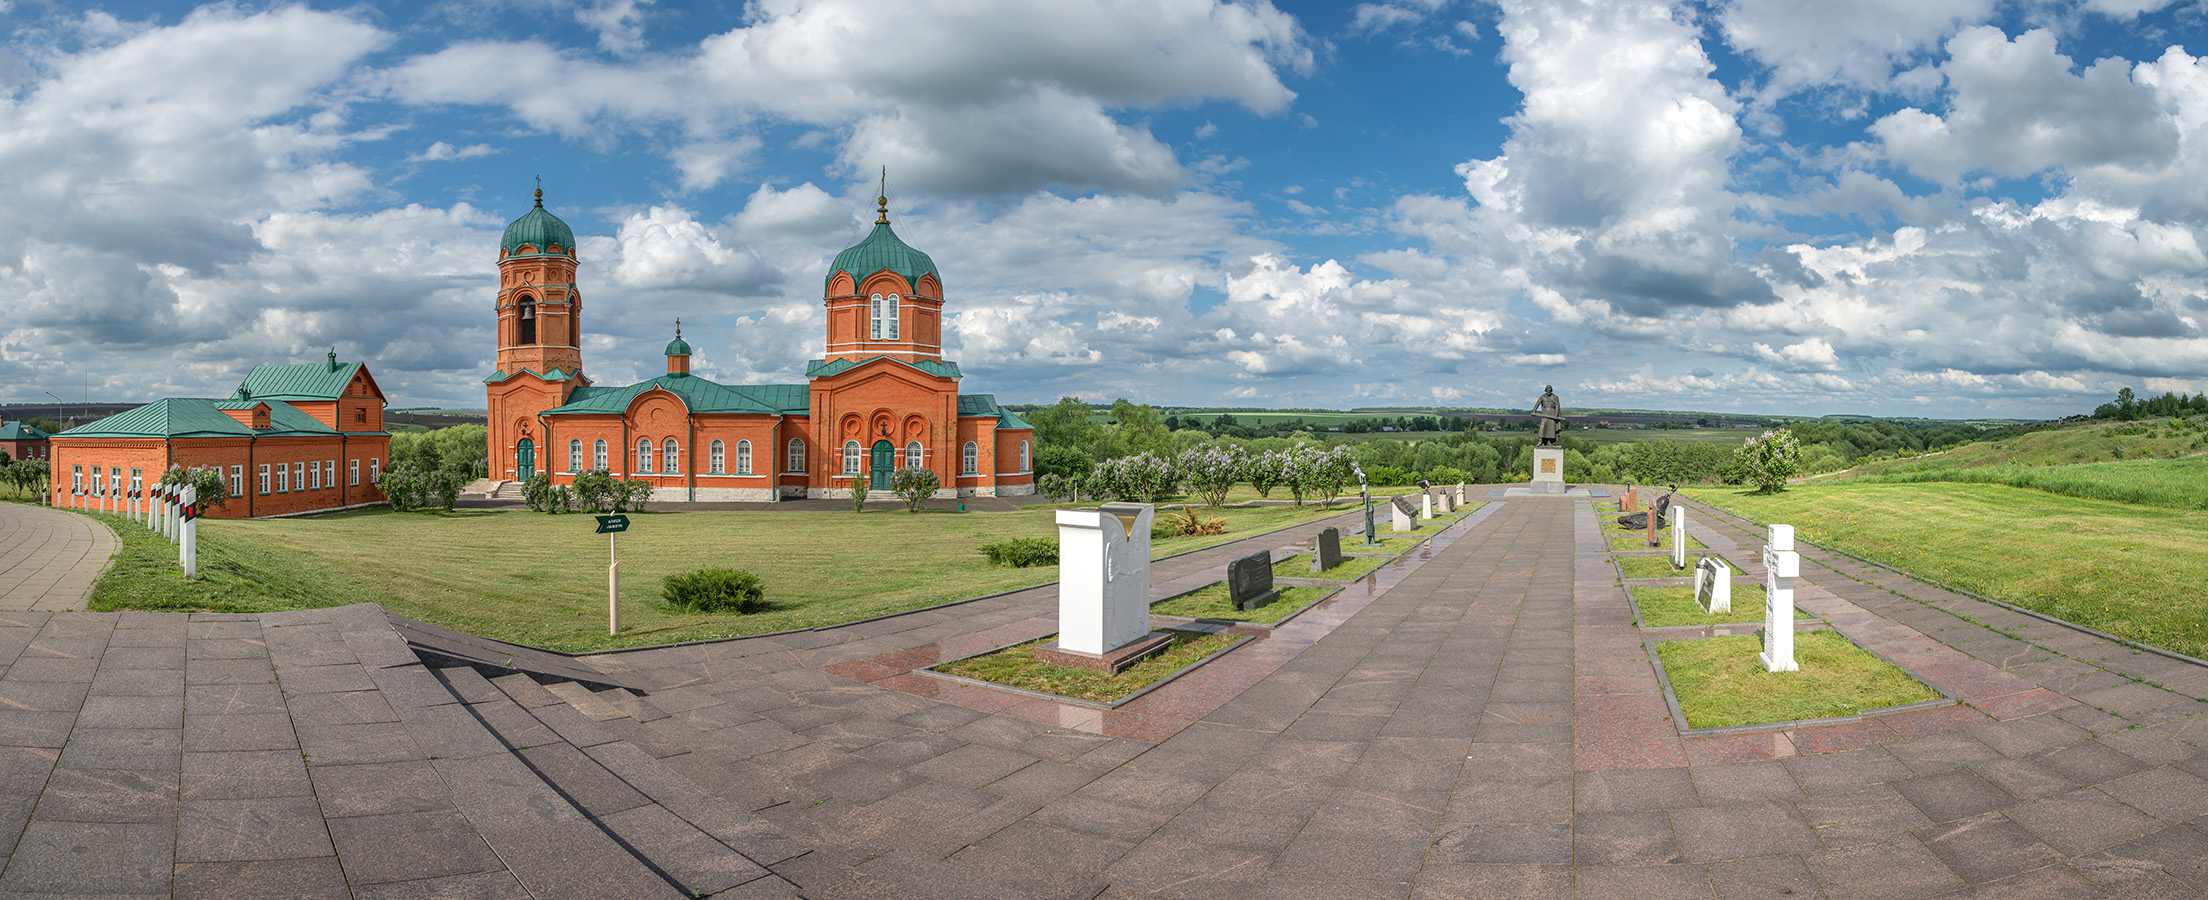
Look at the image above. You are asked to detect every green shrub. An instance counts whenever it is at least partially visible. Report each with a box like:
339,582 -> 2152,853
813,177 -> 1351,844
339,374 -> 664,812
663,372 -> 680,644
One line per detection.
891,466 -> 940,513
981,537 -> 1059,568
661,568 -> 767,613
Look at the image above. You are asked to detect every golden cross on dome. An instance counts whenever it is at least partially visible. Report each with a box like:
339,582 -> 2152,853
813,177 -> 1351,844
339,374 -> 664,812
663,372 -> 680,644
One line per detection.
876,167 -> 889,224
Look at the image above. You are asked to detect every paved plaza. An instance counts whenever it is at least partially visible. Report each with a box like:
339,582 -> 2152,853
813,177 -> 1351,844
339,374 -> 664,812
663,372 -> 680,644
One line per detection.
2,494 -> 2208,898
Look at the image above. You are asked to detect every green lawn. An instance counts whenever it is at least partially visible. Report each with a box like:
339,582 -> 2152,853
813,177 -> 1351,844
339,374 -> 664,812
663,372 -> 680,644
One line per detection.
1149,584 -> 1333,625
1617,554 -> 1732,579
97,502 -> 1350,653
1848,456 -> 2208,510
1655,631 -> 1944,729
1687,482 -> 2208,658
1609,533 -> 1707,552
1629,583 -> 1800,628
1272,554 -> 1387,582
930,630 -> 1242,703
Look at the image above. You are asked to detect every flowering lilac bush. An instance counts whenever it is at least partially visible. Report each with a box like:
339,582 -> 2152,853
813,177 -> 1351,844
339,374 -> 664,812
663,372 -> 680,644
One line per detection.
1246,450 -> 1286,499
1733,428 -> 1803,494
1179,445 -> 1247,507
1092,452 -> 1180,503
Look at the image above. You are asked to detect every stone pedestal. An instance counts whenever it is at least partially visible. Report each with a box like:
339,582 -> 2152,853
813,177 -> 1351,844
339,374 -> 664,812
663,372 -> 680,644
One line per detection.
1054,503 -> 1159,671
1760,524 -> 1800,673
1420,494 -> 1433,520
1531,446 -> 1566,494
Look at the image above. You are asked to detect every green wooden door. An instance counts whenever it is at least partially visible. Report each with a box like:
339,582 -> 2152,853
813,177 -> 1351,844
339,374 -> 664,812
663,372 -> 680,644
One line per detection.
870,441 -> 893,490
516,438 -> 535,481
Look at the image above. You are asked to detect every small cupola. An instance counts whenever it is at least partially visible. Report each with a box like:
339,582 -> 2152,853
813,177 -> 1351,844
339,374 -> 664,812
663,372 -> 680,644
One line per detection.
665,318 -> 692,375
501,188 -> 577,258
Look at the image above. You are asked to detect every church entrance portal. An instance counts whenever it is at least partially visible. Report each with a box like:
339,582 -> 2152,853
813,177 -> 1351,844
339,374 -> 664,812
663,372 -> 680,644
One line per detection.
516,438 -> 534,481
870,441 -> 893,490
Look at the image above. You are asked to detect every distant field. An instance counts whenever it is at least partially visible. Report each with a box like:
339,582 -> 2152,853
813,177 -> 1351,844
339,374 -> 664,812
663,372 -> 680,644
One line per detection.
1690,482 -> 2208,659
1848,456 -> 2208,510
1575,428 -> 1758,446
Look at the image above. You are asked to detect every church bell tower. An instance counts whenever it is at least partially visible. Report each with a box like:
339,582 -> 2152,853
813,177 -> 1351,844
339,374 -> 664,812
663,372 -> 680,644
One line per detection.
486,187 -> 590,483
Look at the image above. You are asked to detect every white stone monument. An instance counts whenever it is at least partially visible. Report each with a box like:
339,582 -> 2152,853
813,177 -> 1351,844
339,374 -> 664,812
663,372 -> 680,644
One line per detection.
1693,556 -> 1731,615
1456,482 -> 1467,504
1047,502 -> 1169,671
1420,493 -> 1434,520
1391,499 -> 1413,533
1670,507 -> 1688,570
1759,524 -> 1800,672
1531,446 -> 1566,494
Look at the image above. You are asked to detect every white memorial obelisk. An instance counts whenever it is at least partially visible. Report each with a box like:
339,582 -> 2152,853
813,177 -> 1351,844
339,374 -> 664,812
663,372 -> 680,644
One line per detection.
1420,493 -> 1433,520
1048,502 -> 1167,670
1670,507 -> 1688,570
1759,524 -> 1800,672
179,484 -> 198,579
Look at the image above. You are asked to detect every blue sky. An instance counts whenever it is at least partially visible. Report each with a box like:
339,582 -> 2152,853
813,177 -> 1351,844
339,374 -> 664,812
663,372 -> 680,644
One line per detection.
3,0 -> 2207,419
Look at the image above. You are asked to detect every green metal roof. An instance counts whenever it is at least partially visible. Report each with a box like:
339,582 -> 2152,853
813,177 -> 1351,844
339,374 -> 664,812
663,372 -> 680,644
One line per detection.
502,193 -> 576,256
665,336 -> 692,357
953,394 -> 1032,429
806,356 -> 962,380
58,398 -> 341,439
234,358 -> 365,401
483,368 -> 583,385
0,421 -> 49,440
541,374 -> 810,417
827,221 -> 938,291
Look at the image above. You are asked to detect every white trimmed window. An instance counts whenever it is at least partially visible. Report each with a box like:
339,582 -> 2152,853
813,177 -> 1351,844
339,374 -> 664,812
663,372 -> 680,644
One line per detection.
370,458 -> 380,482
569,439 -> 582,472
736,439 -> 752,475
593,439 -> 607,470
130,468 -> 143,495
709,440 -> 725,474
70,466 -> 81,493
904,441 -> 922,469
1020,440 -> 1030,472
309,462 -> 321,491
349,460 -> 358,486
294,463 -> 305,493
663,439 -> 680,474
886,293 -> 901,339
325,461 -> 335,490
962,441 -> 978,475
259,465 -> 271,495
276,464 -> 289,493
869,293 -> 884,339
91,469 -> 103,496
842,440 -> 860,475
787,438 -> 805,473
636,439 -> 653,473
230,466 -> 243,498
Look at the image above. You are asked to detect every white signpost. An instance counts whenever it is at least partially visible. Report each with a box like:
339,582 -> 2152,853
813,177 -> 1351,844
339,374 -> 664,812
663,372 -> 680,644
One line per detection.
1693,556 -> 1732,615
1670,507 -> 1688,570
596,515 -> 630,635
178,484 -> 198,579
1051,503 -> 1162,669
1759,524 -> 1800,672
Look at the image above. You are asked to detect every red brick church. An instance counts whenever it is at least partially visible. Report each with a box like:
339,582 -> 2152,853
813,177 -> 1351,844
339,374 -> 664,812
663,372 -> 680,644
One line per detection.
484,189 -> 1034,501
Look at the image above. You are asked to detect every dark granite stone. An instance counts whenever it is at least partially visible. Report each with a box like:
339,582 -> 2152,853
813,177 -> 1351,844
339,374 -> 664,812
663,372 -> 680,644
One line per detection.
1228,551 -> 1279,611
1312,528 -> 1342,574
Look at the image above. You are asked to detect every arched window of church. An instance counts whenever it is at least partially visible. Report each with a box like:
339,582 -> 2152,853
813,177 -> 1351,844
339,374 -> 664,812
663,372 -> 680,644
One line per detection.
569,439 -> 582,473
663,439 -> 679,474
594,439 -> 607,471
904,441 -> 921,469
1020,440 -> 1030,472
869,293 -> 884,340
962,441 -> 978,475
887,294 -> 901,340
518,296 -> 537,345
637,439 -> 653,473
709,440 -> 725,474
787,438 -> 805,473
736,440 -> 752,475
842,440 -> 860,475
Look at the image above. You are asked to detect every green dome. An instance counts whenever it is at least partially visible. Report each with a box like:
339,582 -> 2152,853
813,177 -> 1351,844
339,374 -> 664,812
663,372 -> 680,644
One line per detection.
828,221 -> 938,292
665,336 -> 692,356
502,191 -> 575,256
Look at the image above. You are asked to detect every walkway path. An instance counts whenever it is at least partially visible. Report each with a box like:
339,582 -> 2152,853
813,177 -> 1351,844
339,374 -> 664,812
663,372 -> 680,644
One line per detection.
0,502 -> 115,611
3,491 -> 2208,898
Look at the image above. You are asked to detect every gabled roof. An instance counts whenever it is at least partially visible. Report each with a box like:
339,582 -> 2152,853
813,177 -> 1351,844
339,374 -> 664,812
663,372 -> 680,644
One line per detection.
806,356 -> 962,380
956,394 -> 1032,430
58,398 -> 340,439
541,374 -> 810,417
234,358 -> 374,402
0,421 -> 49,440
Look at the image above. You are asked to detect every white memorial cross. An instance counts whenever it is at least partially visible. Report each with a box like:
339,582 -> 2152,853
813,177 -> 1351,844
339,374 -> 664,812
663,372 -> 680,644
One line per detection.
1759,524 -> 1800,673
1055,502 -> 1155,657
1693,557 -> 1731,615
1670,507 -> 1688,570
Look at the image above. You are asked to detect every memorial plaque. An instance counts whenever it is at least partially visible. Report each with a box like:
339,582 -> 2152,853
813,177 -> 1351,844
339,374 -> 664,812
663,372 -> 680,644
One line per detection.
1312,527 -> 1342,573
1539,457 -> 1557,474
1228,551 -> 1280,611
1693,556 -> 1732,614
1391,495 -> 1418,517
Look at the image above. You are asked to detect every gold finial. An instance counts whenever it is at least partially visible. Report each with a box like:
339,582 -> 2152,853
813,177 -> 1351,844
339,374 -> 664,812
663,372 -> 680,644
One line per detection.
876,166 -> 889,224
533,188 -> 543,208
674,317 -> 681,339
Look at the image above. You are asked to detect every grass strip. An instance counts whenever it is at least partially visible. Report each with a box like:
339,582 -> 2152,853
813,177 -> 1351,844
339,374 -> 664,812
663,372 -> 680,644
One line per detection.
1687,482 -> 2208,658
930,630 -> 1241,703
1655,631 -> 1943,729
1341,533 -> 1429,552
83,513 -> 357,614
1610,533 -> 1708,552
1150,583 -> 1332,625
1617,554 -> 1732,579
1629,583 -> 1805,627
1272,554 -> 1386,582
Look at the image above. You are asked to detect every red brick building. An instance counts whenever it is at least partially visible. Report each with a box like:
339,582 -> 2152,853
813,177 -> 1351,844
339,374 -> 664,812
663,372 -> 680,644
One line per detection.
0,421 -> 50,462
485,190 -> 1034,501
47,354 -> 390,518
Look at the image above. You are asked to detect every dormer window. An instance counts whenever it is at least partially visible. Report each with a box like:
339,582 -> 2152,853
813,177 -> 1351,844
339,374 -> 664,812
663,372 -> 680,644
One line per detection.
518,297 -> 537,345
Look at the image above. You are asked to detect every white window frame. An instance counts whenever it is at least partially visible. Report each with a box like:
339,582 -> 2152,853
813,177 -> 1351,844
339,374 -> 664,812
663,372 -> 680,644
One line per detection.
1020,440 -> 1030,472
276,464 -> 289,494
569,439 -> 582,473
349,459 -> 359,487
787,438 -> 804,473
259,464 -> 271,495
326,461 -> 335,490
663,438 -> 679,475
294,462 -> 306,493
109,467 -> 121,495
310,462 -> 321,491
636,439 -> 653,473
91,469 -> 104,496
842,440 -> 860,475
71,465 -> 82,494
886,293 -> 900,340
230,466 -> 243,498
962,441 -> 978,476
904,441 -> 922,469
869,293 -> 884,340
370,458 -> 380,483
593,439 -> 607,471
736,439 -> 752,476
709,440 -> 724,475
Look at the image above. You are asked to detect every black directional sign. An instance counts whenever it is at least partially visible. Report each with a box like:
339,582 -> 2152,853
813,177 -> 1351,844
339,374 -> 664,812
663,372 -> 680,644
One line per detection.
594,514 -> 630,534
